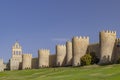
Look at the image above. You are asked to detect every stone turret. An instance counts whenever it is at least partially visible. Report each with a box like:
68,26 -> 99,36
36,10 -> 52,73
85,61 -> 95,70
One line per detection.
38,49 -> 50,68
72,36 -> 89,66
22,54 -> 32,69
56,45 -> 66,67
66,41 -> 72,66
99,30 -> 116,64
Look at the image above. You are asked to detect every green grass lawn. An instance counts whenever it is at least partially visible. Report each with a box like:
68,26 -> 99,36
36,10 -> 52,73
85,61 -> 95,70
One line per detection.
1,64 -> 120,80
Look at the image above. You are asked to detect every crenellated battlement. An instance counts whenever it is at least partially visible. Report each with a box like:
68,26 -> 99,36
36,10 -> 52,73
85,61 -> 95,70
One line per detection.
115,38 -> 120,42
100,30 -> 116,35
38,49 -> 50,53
56,44 -> 66,48
66,41 -> 72,44
73,36 -> 89,40
66,40 -> 71,42
23,54 -> 32,57
7,30 -> 120,70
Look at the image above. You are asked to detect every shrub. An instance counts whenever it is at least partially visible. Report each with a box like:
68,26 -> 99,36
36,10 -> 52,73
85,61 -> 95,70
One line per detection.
81,53 -> 92,66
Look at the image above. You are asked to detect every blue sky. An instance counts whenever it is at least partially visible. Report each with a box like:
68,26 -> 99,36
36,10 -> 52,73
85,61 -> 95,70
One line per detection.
0,0 -> 120,62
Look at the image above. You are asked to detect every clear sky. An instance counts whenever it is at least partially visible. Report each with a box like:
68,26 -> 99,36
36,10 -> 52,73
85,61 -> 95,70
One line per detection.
0,0 -> 120,62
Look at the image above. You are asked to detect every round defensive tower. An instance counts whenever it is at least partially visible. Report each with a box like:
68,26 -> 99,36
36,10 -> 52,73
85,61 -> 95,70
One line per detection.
99,30 -> 116,64
66,41 -> 72,66
38,49 -> 50,68
56,45 -> 66,67
22,54 -> 32,70
72,36 -> 89,66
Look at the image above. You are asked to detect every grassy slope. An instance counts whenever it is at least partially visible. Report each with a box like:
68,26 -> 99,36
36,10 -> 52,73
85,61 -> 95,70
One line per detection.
1,64 -> 120,80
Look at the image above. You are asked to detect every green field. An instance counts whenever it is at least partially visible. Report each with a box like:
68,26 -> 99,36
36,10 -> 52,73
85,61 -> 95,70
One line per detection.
1,64 -> 120,80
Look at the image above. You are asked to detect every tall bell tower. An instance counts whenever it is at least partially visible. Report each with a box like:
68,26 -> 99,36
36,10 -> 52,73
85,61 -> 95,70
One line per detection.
12,41 -> 22,58
10,41 -> 23,70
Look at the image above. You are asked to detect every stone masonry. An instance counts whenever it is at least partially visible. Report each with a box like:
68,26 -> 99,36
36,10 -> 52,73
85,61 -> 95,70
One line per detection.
1,30 -> 120,72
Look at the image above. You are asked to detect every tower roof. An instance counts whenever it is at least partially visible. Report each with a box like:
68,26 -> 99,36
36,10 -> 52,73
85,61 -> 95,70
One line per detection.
12,41 -> 22,49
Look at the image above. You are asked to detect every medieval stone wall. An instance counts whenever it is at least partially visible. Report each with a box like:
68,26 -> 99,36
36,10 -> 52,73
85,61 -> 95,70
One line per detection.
88,43 -> 100,59
49,54 -> 56,67
3,30 -> 120,71
32,58 -> 38,69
